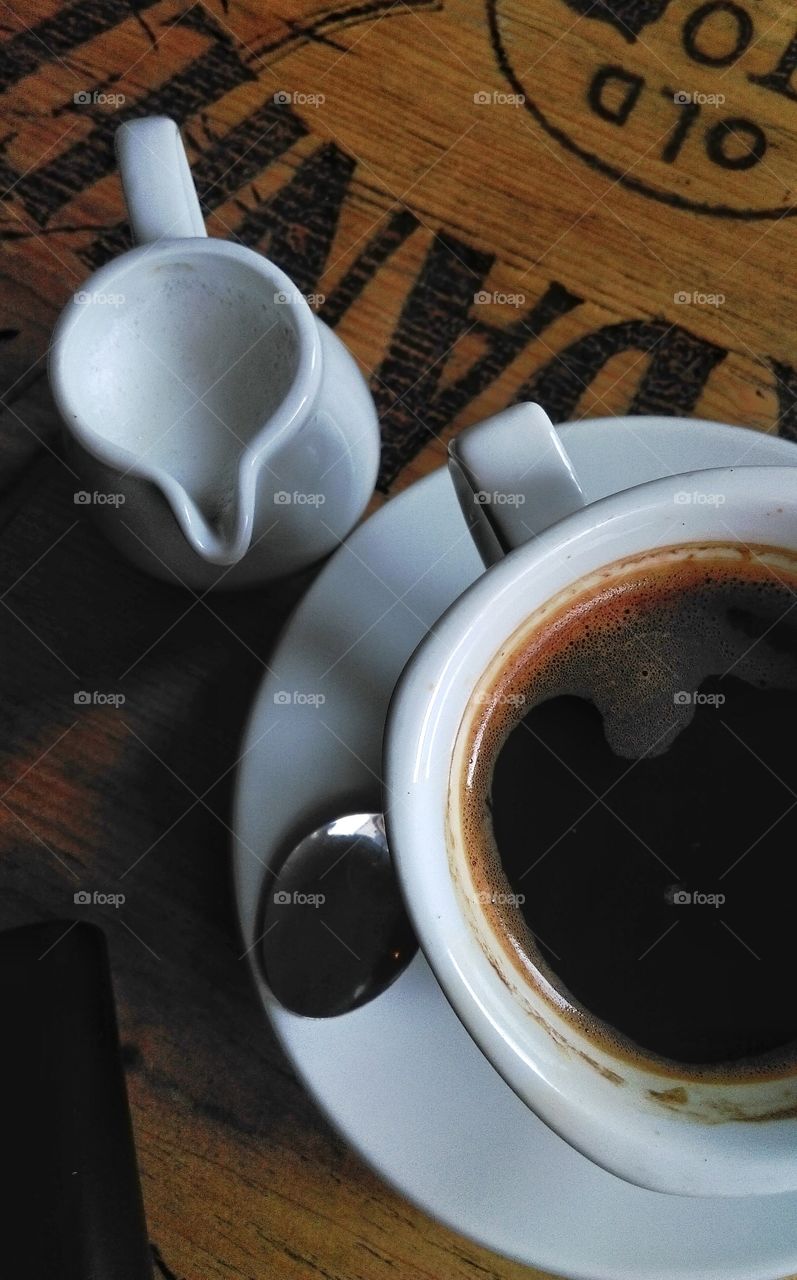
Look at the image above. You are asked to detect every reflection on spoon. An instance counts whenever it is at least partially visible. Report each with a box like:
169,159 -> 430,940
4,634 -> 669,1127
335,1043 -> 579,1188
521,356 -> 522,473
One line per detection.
260,813 -> 418,1018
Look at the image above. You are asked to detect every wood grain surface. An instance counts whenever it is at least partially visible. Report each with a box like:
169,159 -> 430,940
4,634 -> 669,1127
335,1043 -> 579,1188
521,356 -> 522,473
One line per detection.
1,0 -> 796,1276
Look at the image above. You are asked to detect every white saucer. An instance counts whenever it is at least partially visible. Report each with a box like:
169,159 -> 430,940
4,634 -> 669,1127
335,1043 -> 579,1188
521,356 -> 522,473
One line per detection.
233,416 -> 797,1280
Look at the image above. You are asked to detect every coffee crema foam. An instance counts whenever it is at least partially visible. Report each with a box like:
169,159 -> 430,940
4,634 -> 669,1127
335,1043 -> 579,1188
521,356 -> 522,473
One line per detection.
454,542 -> 797,1078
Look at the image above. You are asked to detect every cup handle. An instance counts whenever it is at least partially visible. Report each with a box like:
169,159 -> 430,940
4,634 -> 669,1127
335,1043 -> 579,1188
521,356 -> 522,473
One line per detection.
448,402 -> 585,565
114,116 -> 206,245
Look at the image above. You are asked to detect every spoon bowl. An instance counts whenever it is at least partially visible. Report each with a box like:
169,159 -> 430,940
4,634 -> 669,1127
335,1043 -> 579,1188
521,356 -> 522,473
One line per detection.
260,813 -> 417,1018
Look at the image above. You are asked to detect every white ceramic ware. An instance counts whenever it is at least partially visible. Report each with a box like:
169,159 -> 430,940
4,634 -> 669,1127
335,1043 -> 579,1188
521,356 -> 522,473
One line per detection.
49,116 -> 380,588
233,416 -> 797,1275
386,402 -> 797,1197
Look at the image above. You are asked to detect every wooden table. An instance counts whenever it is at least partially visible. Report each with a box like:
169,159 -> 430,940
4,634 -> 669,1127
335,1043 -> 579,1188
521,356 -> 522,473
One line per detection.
1,1 -> 796,1276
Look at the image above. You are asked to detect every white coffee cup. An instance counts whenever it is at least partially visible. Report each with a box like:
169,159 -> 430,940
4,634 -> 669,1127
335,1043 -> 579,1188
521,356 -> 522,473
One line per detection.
385,401 -> 797,1197
48,117 -> 380,589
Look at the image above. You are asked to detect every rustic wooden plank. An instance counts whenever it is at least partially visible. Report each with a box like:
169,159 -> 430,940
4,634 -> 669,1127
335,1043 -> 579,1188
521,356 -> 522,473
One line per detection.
2,0 -> 796,1276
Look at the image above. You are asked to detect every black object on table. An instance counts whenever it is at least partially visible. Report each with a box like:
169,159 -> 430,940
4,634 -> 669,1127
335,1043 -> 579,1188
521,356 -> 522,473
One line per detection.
0,919 -> 152,1279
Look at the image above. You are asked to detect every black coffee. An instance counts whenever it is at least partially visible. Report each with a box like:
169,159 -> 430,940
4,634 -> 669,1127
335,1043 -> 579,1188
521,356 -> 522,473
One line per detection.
460,544 -> 797,1069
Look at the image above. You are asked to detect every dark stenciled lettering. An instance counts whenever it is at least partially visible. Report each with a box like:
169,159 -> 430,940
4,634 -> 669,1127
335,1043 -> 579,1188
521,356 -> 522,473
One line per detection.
371,232 -> 493,485
705,117 -> 766,169
12,44 -> 256,228
235,143 -> 356,296
682,1 -> 753,68
749,27 -> 797,102
0,0 -> 161,93
660,87 -> 701,162
521,318 -> 726,422
5,0 -> 794,481
374,247 -> 583,487
560,0 -> 672,43
431,282 -> 583,426
767,357 -> 797,446
492,0 -> 797,213
588,66 -> 644,124
80,98 -> 310,269
320,209 -> 419,329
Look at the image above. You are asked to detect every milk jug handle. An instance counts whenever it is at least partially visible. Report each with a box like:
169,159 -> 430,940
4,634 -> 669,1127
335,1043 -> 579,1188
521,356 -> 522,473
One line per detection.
115,116 -> 206,245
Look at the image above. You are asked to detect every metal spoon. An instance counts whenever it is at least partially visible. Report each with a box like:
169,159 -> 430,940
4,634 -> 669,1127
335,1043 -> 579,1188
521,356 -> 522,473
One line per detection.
260,813 -> 418,1017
